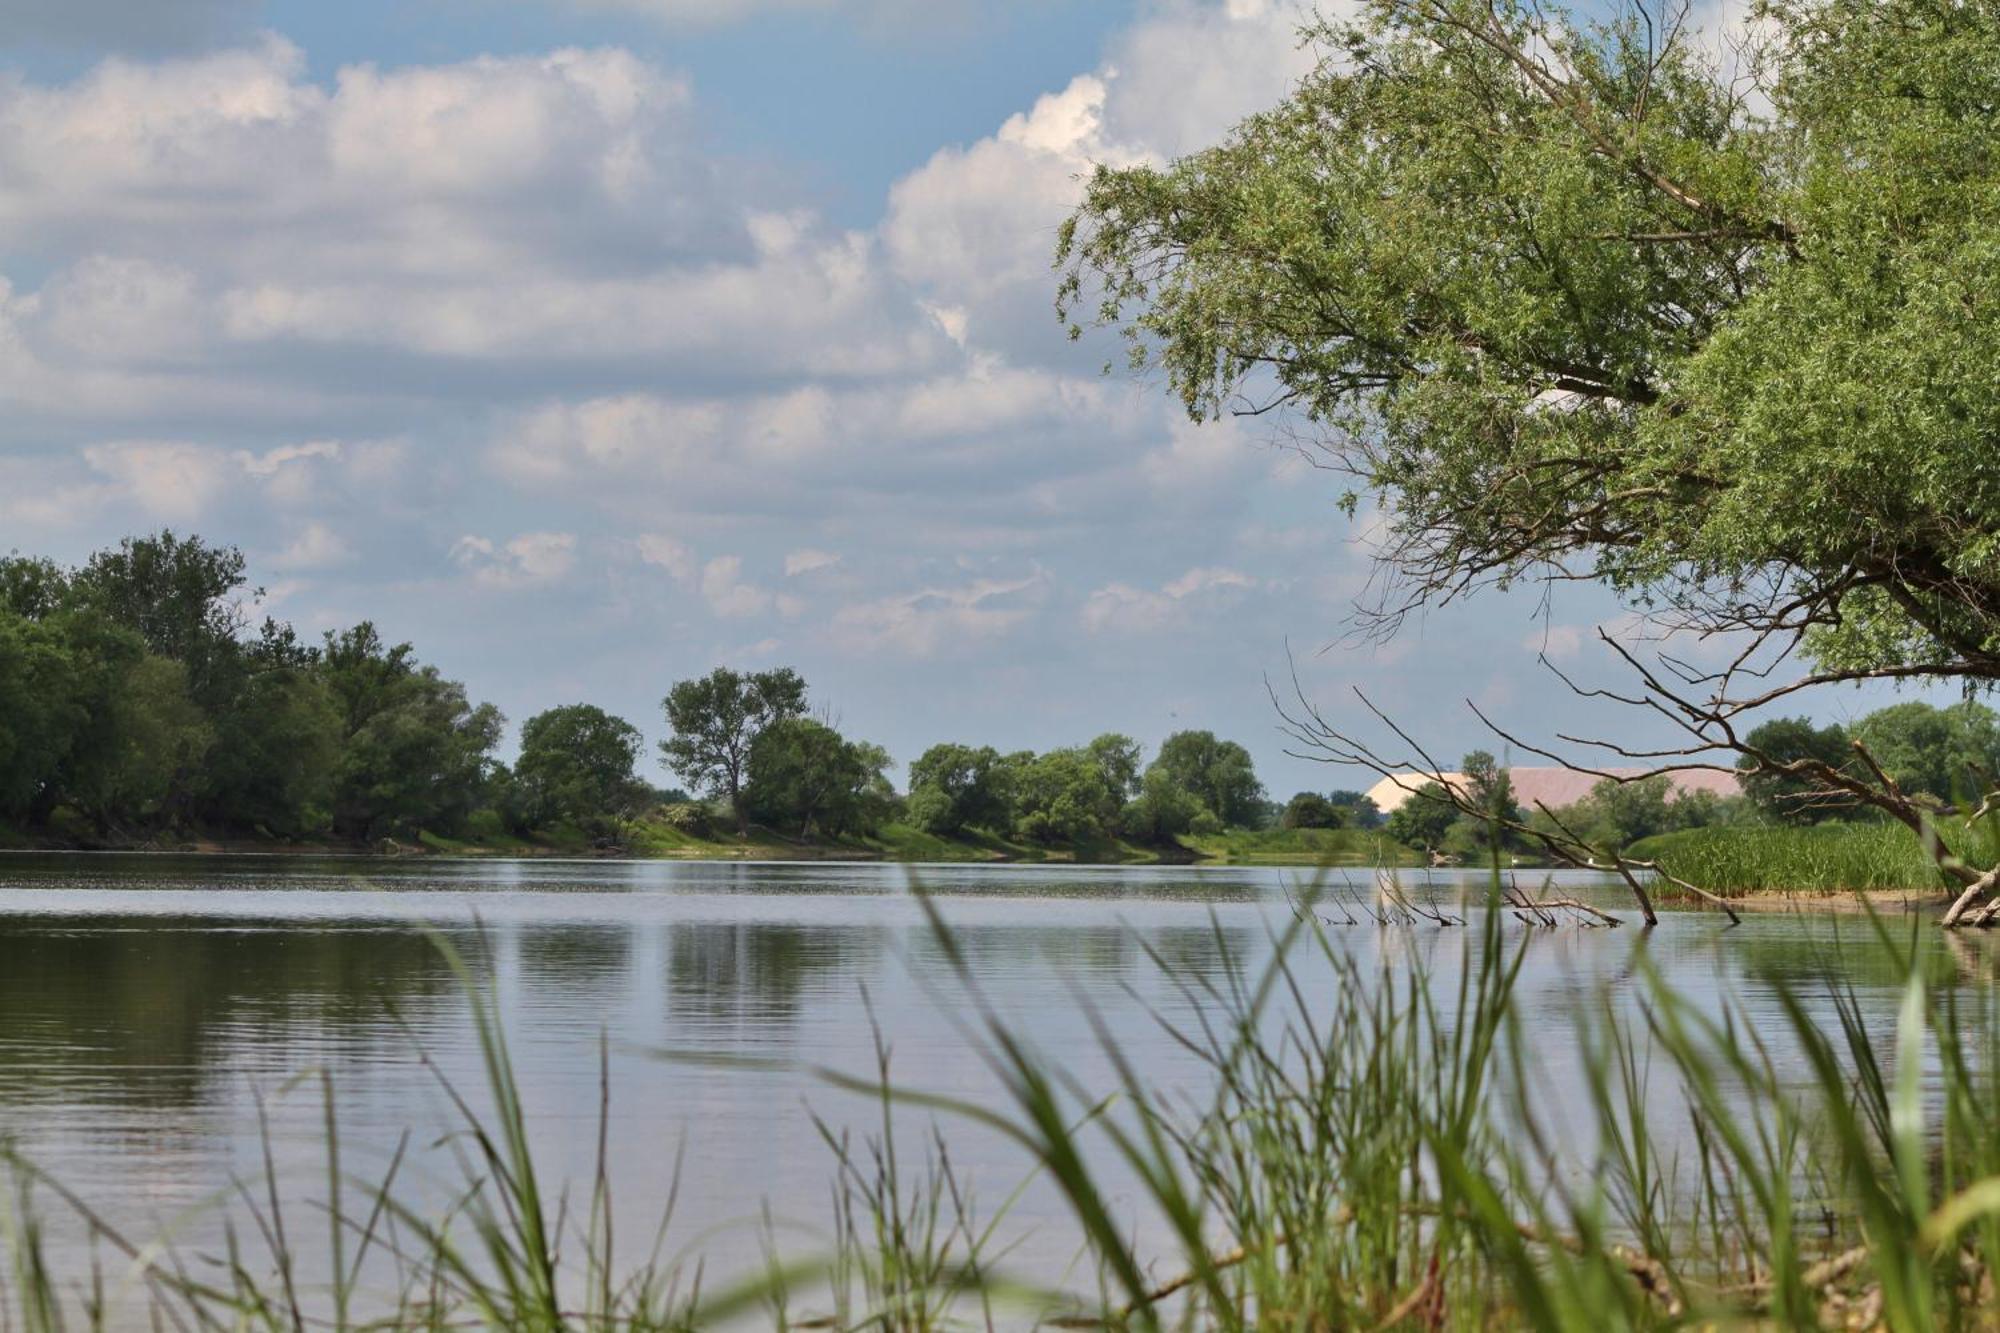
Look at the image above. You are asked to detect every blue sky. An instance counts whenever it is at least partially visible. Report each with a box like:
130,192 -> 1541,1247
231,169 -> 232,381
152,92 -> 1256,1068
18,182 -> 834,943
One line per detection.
0,0 -> 1933,796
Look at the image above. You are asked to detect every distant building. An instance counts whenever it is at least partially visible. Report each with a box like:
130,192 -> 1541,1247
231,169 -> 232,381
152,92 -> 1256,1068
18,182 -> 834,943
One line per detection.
1364,766 -> 1740,814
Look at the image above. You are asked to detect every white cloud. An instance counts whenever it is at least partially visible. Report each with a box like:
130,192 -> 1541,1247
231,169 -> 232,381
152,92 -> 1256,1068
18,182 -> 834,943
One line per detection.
882,1 -> 1321,359
1524,624 -> 1587,661
1139,415 -> 1261,503
830,572 -> 1045,657
81,440 -> 230,520
235,440 -> 343,477
38,255 -> 203,362
635,533 -> 697,582
0,35 -> 944,429
452,531 -> 578,587
699,555 -> 772,618
1082,565 -> 1257,634
234,439 -> 346,503
784,548 -> 839,577
272,519 -> 353,570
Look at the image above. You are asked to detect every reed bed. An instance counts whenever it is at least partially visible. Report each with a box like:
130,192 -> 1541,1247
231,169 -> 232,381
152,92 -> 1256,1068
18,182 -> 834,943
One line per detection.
7,883 -> 2000,1329
1632,823 -> 1966,897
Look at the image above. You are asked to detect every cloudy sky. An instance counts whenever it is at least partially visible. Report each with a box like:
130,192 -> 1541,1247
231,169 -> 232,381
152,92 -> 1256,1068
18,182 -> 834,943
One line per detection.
0,0 -> 1918,793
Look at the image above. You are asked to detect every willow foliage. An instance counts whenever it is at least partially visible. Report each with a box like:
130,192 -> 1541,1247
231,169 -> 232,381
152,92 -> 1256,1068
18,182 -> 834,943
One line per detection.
1058,0 -> 2000,680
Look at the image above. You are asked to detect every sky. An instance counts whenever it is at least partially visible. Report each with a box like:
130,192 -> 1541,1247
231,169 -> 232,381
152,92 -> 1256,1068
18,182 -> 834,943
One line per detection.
0,0 -> 1938,795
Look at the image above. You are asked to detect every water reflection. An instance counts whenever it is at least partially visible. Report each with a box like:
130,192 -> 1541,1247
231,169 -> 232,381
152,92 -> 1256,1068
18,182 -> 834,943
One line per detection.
0,917 -> 469,1106
516,922 -> 633,1000
0,854 -> 1978,1300
665,922 -> 879,1026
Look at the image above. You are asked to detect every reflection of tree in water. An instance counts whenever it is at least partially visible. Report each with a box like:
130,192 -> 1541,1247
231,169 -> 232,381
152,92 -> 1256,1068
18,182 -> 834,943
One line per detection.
903,922 -> 1255,987
1146,924 -> 1257,984
665,923 -> 879,1026
1722,920 -> 1960,994
513,923 -> 633,1003
0,917 -> 478,1109
913,874 -> 1267,904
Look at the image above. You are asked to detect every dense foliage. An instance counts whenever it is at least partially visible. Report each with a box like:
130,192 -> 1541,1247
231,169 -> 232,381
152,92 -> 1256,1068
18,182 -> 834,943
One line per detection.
659,667 -> 807,833
1060,0 -> 2000,680
901,727 -> 1278,846
510,704 -> 648,836
0,535 -> 505,844
3,535 -> 1288,852
1373,702 -> 2000,857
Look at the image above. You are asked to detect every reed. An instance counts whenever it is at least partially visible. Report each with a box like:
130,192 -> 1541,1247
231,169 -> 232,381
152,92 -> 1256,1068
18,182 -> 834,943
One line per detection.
1631,822 -> 1963,897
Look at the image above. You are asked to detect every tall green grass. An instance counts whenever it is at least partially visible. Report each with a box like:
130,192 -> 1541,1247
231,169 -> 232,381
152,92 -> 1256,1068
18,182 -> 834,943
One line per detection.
886,887 -> 2000,1328
1177,826 -> 1419,866
9,888 -> 2000,1328
1629,822 -> 1968,896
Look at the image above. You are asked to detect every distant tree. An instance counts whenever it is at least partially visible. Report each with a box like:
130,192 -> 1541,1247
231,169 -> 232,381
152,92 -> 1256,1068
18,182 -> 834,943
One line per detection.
745,717 -> 893,839
1384,782 -> 1456,851
1453,751 -> 1522,856
1852,700 -> 2000,804
75,657 -> 212,833
201,662 -> 341,838
1152,730 -> 1264,828
1332,791 -> 1383,829
320,623 -> 504,841
68,532 -> 254,707
1123,765 -> 1219,843
1086,733 -> 1145,801
0,556 -> 70,620
1738,717 -> 1860,823
1011,748 -> 1120,844
1281,792 -> 1342,829
0,609 -> 88,821
660,667 -> 807,834
906,742 -> 1012,835
37,613 -> 154,833
514,704 -> 647,834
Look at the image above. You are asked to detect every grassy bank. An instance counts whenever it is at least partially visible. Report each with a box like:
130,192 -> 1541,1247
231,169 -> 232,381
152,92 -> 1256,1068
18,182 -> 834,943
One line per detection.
7,894 -> 2000,1328
2,816 -> 1385,865
1178,825 -> 1421,865
1630,822 -> 1963,897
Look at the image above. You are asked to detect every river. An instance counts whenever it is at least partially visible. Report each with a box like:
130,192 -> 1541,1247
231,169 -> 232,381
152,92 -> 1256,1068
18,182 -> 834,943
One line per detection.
0,853 -> 1967,1324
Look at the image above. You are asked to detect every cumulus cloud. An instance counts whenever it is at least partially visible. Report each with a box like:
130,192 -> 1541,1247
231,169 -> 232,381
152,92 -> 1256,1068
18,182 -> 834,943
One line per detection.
635,533 -> 697,583
784,548 -> 839,577
80,441 -> 231,520
1524,623 -> 1587,661
271,520 -> 354,571
1081,566 -> 1257,634
830,572 -> 1046,657
0,35 -> 945,436
882,0 -> 1320,359
452,531 -> 579,587
699,555 -> 773,618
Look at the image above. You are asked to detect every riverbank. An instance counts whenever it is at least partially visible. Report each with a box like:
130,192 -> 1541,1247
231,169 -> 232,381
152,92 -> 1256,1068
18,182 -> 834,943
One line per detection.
0,818 -> 1425,867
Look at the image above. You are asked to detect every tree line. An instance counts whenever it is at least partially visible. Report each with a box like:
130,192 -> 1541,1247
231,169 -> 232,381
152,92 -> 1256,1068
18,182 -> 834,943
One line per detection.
1380,704 -> 2000,859
0,532 -> 1313,850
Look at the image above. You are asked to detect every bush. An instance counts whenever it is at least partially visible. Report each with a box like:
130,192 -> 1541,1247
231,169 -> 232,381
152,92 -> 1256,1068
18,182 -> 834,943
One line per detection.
1281,792 -> 1342,829
657,801 -> 714,837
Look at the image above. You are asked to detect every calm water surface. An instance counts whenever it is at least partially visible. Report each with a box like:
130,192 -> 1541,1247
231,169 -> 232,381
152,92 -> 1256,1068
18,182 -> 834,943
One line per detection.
0,854 -> 1976,1317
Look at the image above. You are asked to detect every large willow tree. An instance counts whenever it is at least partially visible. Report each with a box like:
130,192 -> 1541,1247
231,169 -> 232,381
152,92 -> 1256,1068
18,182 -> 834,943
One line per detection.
1058,0 -> 2000,921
